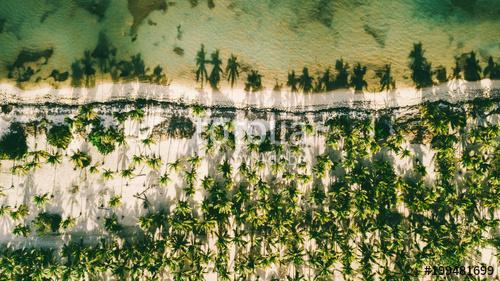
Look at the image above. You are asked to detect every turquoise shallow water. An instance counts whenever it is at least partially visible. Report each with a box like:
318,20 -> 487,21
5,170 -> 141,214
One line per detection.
0,0 -> 499,88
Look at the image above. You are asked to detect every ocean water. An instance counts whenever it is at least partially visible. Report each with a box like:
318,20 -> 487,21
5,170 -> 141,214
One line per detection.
0,0 -> 498,89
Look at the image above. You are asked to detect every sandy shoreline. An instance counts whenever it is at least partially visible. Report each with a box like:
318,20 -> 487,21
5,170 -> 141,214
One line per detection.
0,79 -> 499,112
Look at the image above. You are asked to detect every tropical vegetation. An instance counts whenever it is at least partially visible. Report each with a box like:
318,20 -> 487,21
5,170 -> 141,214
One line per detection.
0,96 -> 498,280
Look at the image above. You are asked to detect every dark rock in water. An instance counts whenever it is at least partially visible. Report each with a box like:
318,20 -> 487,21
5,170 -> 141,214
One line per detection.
173,46 -> 184,56
363,24 -> 387,47
313,0 -> 335,27
207,0 -> 215,9
7,48 -> 53,83
75,0 -> 111,21
189,0 -> 199,8
10,48 -> 54,69
48,70 -> 70,82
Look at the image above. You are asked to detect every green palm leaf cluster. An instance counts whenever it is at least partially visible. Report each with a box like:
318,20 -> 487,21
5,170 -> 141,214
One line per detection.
0,99 -> 498,280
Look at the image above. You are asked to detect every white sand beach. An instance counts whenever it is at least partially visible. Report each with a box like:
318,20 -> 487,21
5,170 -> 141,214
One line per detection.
0,79 -> 498,111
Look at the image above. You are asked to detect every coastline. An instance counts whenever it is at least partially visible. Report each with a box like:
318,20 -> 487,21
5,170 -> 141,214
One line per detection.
1,79 -> 498,112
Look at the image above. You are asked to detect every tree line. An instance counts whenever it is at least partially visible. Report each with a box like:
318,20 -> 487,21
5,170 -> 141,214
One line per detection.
0,99 -> 497,280
6,36 -> 500,92
195,42 -> 500,92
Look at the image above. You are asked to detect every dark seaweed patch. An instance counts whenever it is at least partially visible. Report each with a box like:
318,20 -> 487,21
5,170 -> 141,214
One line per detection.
0,18 -> 5,33
313,0 -> 334,27
10,48 -> 53,70
75,0 -> 111,21
7,48 -> 53,83
451,0 -> 477,11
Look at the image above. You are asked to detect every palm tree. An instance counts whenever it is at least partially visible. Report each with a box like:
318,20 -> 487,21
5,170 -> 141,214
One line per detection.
350,63 -> 368,92
33,193 -> 50,209
168,159 -> 183,172
70,150 -> 91,170
245,70 -> 263,92
47,124 -> 73,150
287,71 -> 299,93
146,155 -> 162,170
195,44 -> 209,88
46,151 -> 62,188
12,224 -> 30,237
108,195 -> 122,208
333,59 -> 350,89
317,68 -> 334,92
121,167 -> 135,186
226,54 -> 240,88
408,42 -> 432,88
130,54 -> 148,80
91,32 -> 116,74
451,56 -> 462,79
208,50 -> 223,89
71,60 -> 84,87
434,65 -> 448,83
159,172 -> 171,187
298,67 -> 313,93
102,168 -> 115,180
151,65 -> 168,84
463,51 -> 481,81
483,56 -> 499,79
81,51 -> 96,87
375,64 -> 395,91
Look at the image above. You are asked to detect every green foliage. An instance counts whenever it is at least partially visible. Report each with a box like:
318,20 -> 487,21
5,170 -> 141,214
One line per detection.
33,193 -> 50,208
10,204 -> 29,220
166,115 -> 195,138
88,125 -> 123,155
0,123 -> 28,160
47,124 -> 73,149
108,195 -> 122,208
0,100 -> 498,280
70,150 -> 92,169
104,214 -> 122,233
12,224 -> 30,237
32,212 -> 62,235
